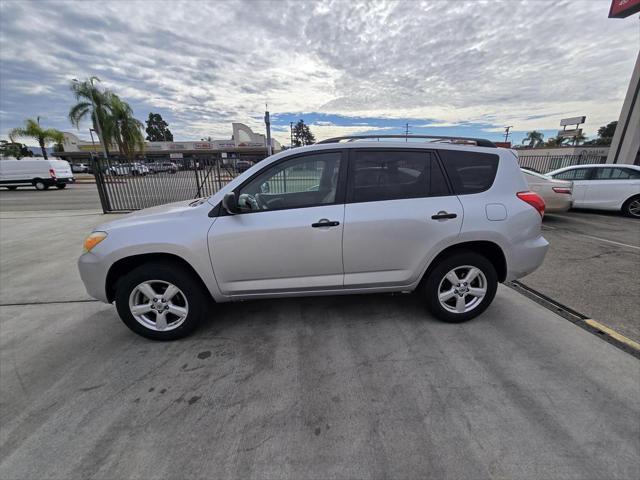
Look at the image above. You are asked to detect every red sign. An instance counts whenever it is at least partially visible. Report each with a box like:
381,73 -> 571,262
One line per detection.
609,0 -> 640,18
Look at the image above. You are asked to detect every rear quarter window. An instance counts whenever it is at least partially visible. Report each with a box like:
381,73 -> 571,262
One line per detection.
438,150 -> 499,194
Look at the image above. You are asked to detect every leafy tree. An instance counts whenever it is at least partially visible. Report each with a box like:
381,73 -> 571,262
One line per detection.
522,130 -> 544,148
110,95 -> 145,161
145,112 -> 173,141
8,117 -> 64,159
69,76 -> 115,156
0,140 -> 32,159
598,121 -> 617,140
584,121 -> 618,146
292,120 -> 315,146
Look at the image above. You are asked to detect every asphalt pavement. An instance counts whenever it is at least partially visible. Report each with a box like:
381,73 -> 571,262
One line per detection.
522,210 -> 640,342
0,183 -> 102,212
0,209 -> 639,479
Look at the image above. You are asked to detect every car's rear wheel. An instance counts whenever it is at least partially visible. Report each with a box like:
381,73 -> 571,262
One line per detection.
115,262 -> 208,340
56,184 -> 67,189
33,180 -> 48,190
6,186 -> 17,190
423,251 -> 498,323
622,195 -> 640,219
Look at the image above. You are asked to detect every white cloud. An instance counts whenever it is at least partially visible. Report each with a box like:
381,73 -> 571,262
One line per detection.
0,0 -> 637,142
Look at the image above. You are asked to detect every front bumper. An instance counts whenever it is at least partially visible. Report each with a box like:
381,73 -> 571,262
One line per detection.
78,251 -> 110,302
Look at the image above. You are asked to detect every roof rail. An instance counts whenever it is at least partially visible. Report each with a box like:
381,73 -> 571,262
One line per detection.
316,134 -> 497,148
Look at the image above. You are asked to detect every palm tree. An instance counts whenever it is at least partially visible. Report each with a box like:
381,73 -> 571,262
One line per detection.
522,130 -> 544,148
8,117 -> 64,159
545,136 -> 568,147
573,131 -> 586,145
109,95 -> 145,160
69,77 -> 114,156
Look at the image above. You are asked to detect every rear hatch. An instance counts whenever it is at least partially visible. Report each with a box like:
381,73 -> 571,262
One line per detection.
50,160 -> 73,179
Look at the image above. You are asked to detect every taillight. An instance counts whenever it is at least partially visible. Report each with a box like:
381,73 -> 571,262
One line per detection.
49,168 -> 56,178
552,187 -> 571,194
517,191 -> 545,218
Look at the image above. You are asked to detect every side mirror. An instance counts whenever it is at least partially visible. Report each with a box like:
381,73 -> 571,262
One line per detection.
222,192 -> 238,215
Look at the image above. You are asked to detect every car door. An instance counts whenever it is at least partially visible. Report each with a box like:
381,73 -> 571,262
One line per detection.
552,167 -> 593,206
208,150 -> 346,296
584,167 -> 640,209
342,149 -> 463,288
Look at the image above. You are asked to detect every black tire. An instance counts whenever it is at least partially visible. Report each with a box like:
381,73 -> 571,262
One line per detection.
423,251 -> 498,323
115,262 -> 208,340
6,186 -> 17,190
621,195 -> 640,219
33,180 -> 48,191
56,184 -> 67,189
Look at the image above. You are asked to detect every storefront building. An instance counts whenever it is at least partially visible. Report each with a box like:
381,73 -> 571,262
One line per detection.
55,122 -> 281,165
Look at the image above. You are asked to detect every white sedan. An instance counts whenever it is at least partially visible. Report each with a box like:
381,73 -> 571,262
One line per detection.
547,164 -> 640,218
521,168 -> 573,213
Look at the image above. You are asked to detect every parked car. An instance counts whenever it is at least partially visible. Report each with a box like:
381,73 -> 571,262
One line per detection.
521,168 -> 572,213
0,158 -> 75,190
71,163 -> 89,173
148,162 -> 178,174
109,163 -> 150,176
235,160 -> 252,172
78,137 -> 549,340
547,164 -> 640,218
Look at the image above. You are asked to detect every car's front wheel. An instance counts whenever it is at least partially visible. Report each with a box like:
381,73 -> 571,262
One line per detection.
56,184 -> 67,189
423,251 -> 498,323
115,262 -> 208,340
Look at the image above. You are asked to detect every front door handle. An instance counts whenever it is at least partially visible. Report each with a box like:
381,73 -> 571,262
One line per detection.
431,211 -> 457,220
312,219 -> 340,228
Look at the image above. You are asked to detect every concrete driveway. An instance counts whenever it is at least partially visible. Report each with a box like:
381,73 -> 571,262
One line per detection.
1,210 -> 639,480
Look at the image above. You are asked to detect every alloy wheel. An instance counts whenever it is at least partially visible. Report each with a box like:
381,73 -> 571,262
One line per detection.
128,280 -> 189,331
437,265 -> 488,314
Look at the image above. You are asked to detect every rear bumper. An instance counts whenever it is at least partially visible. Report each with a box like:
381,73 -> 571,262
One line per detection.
47,177 -> 75,186
505,234 -> 549,281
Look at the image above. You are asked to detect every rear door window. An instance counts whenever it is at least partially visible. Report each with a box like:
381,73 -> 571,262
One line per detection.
348,150 -> 448,203
553,168 -> 592,180
438,150 -> 499,194
593,167 -> 637,180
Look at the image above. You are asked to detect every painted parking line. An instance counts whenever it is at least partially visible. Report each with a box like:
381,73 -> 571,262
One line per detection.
542,224 -> 640,251
577,234 -> 640,251
584,319 -> 640,352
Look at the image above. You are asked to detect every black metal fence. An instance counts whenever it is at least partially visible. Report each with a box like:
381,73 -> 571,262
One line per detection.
91,153 -> 609,213
517,154 -> 604,174
91,155 -> 239,213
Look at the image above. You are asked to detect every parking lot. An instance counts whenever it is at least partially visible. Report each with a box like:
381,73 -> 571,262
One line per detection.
0,185 -> 638,479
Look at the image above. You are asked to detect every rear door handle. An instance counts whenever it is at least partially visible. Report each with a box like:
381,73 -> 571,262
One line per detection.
311,219 -> 340,228
431,211 -> 457,220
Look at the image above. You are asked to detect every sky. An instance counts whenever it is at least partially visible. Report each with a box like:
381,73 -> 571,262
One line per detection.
0,0 -> 638,147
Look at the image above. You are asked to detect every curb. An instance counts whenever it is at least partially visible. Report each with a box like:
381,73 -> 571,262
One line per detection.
507,281 -> 640,360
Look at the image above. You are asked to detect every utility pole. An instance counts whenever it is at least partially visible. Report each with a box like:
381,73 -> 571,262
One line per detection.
264,104 -> 272,156
504,126 -> 513,143
404,123 -> 410,142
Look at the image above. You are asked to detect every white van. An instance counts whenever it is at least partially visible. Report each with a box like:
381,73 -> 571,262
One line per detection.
0,158 -> 75,190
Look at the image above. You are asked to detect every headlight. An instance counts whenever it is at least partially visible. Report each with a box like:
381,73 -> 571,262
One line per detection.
83,231 -> 108,253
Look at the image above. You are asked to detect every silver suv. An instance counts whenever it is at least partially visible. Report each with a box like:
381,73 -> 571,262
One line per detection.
79,136 -> 548,340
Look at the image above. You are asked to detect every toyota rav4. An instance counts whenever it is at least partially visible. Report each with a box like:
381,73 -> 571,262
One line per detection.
79,136 -> 548,340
